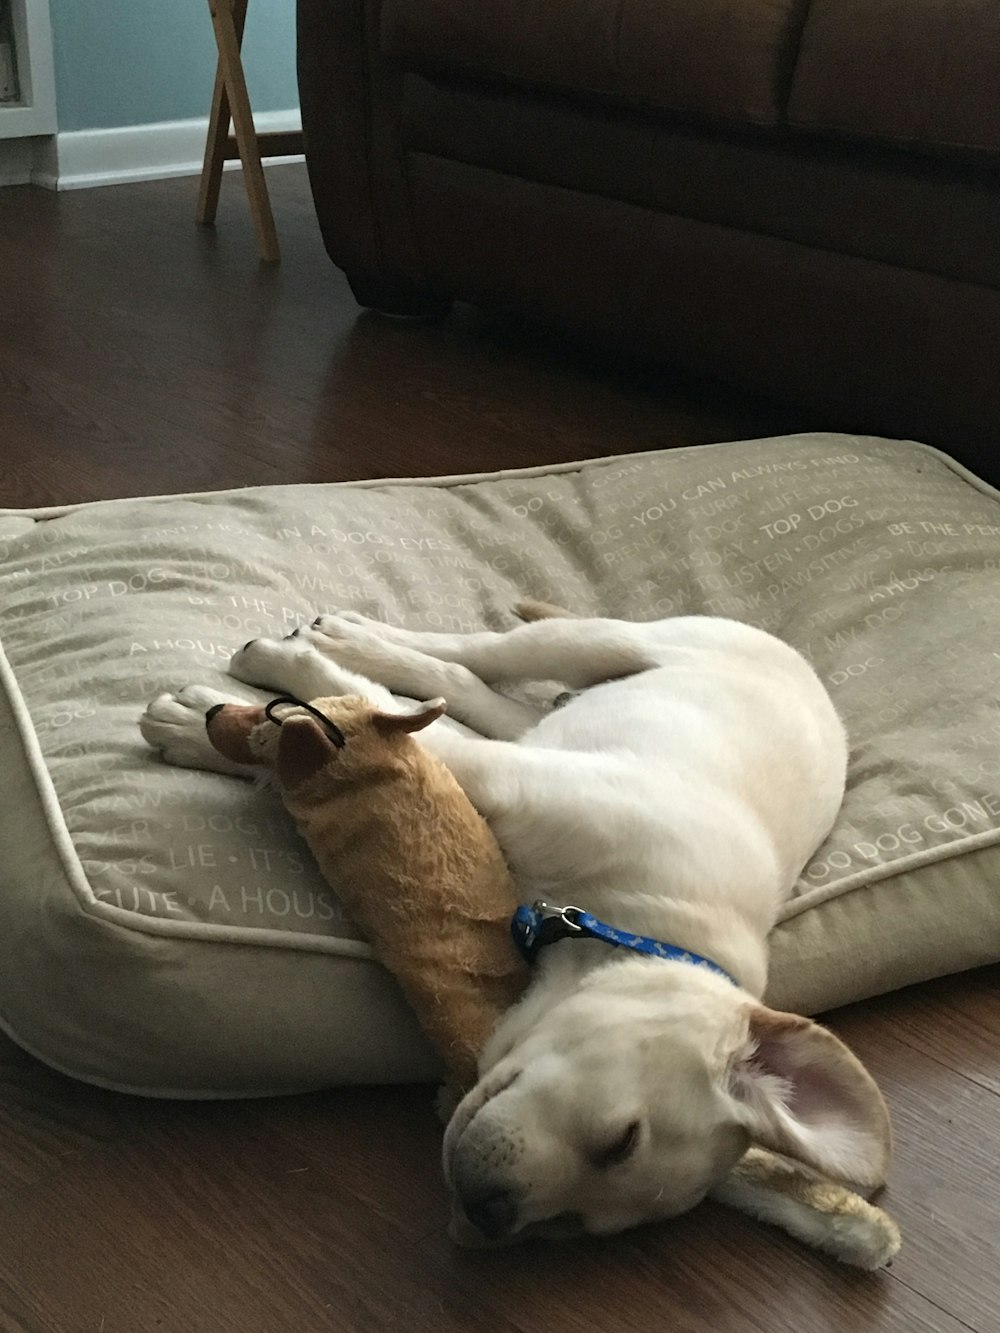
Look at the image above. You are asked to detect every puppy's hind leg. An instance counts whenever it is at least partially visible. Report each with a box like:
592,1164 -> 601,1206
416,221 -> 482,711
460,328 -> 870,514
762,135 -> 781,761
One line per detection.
228,633 -> 488,738
228,635 -> 399,711
289,626 -> 541,740
312,613 -> 657,690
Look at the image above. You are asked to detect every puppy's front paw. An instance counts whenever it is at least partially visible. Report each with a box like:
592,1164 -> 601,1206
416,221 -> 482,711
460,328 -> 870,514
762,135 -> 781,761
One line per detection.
300,616 -> 427,686
311,610 -> 379,636
228,635 -> 357,701
309,612 -> 388,653
228,637 -> 296,688
140,685 -> 249,775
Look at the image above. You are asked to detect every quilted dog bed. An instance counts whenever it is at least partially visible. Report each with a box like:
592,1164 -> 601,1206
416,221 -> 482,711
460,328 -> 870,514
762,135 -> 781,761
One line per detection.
1,432 -> 999,1096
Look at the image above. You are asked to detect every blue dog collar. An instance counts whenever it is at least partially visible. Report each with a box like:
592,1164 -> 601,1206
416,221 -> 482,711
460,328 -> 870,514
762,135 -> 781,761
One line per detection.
511,901 -> 738,986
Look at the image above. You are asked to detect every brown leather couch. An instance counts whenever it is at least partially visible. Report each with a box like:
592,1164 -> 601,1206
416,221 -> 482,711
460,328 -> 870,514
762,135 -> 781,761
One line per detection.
297,0 -> 1000,473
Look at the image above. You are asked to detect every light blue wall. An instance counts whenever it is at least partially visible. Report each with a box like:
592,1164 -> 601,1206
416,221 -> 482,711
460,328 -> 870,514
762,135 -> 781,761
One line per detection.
50,0 -> 298,132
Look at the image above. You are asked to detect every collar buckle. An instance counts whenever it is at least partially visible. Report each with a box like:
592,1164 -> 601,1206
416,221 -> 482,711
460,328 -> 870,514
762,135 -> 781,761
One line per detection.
511,901 -> 586,962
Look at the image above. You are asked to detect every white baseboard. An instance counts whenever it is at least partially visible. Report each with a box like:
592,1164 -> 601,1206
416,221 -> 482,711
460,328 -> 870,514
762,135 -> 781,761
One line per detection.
20,108 -> 302,191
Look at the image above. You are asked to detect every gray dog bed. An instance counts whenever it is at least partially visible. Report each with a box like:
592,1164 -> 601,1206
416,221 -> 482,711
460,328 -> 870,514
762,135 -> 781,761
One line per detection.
1,432 -> 998,1096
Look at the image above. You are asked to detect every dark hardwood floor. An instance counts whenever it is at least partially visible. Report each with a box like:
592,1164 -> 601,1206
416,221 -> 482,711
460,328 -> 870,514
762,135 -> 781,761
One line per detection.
0,164 -> 815,508
1,165 -> 998,1333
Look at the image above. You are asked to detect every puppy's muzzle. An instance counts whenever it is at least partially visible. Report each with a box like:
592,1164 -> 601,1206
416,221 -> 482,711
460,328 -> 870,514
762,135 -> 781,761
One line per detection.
459,1187 -> 519,1240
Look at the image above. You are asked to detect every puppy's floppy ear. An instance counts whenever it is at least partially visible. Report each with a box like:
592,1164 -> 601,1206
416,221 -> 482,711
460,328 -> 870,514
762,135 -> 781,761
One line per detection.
276,715 -> 340,787
724,1005 -> 892,1189
373,698 -> 446,735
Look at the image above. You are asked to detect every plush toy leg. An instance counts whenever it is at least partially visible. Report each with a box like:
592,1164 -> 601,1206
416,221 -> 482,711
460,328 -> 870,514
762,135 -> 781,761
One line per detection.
709,1148 -> 901,1270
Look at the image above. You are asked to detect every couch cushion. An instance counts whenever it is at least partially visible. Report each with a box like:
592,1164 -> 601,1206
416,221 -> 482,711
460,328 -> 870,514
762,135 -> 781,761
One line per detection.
403,76 -> 1000,291
790,0 -> 1000,160
1,433 -> 999,1097
382,0 -> 808,127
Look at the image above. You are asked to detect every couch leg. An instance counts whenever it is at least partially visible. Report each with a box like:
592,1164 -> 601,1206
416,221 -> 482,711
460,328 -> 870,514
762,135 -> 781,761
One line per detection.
346,271 -> 452,321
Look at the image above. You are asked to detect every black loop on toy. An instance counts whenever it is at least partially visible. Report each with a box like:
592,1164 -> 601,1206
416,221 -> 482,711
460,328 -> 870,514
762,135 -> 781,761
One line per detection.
264,695 -> 346,748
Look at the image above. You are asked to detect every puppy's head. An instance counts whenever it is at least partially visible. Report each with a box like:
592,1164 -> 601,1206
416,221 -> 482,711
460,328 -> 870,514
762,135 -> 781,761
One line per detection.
204,694 -> 446,799
443,958 -> 891,1244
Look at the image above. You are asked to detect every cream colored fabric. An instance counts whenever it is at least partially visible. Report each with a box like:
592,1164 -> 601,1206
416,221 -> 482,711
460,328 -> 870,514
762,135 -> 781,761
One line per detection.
1,433 -> 998,1095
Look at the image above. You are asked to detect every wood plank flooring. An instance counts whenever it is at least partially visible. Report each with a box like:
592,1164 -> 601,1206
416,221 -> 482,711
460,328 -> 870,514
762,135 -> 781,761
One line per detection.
0,166 -> 997,1333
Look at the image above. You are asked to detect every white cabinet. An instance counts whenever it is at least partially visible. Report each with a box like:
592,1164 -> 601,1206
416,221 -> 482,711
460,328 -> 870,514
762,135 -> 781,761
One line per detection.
0,0 -> 56,139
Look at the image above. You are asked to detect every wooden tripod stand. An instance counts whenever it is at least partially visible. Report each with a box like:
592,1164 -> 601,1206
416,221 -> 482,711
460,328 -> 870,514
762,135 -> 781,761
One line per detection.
196,0 -> 304,262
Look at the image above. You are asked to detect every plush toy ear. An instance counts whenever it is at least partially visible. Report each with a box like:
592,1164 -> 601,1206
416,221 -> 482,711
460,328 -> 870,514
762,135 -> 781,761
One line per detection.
724,1006 -> 892,1189
373,698 -> 447,735
205,703 -> 266,765
276,715 -> 339,787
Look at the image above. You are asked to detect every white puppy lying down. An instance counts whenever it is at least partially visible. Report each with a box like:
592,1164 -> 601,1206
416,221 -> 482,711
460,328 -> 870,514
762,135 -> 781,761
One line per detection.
140,606 -> 891,1247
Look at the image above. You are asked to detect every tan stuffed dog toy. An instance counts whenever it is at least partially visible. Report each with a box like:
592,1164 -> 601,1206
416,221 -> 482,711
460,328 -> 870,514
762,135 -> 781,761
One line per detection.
204,692 -> 899,1269
205,692 -> 527,1095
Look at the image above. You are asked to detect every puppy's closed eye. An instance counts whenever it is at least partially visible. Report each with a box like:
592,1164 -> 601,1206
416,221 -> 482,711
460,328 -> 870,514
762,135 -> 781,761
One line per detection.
589,1119 -> 642,1169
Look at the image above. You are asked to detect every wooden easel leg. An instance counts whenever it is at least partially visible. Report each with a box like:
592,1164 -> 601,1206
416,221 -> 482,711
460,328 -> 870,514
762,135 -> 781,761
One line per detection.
196,62 -> 231,227
204,0 -> 281,263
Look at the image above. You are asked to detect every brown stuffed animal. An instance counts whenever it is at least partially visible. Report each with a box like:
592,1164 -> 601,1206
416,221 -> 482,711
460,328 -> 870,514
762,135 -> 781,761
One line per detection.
205,693 -> 527,1095
205,691 -> 899,1268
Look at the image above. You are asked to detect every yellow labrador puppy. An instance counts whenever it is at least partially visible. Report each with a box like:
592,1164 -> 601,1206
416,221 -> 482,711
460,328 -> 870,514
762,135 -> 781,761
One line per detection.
142,604 -> 890,1246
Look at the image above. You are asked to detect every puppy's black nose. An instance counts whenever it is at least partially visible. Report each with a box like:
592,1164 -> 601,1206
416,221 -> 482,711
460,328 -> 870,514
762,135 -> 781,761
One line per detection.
461,1189 -> 518,1240
205,703 -> 226,727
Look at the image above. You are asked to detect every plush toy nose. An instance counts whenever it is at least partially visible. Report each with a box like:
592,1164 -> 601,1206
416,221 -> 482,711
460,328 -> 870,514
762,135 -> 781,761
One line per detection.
204,702 -> 266,765
460,1189 -> 519,1240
